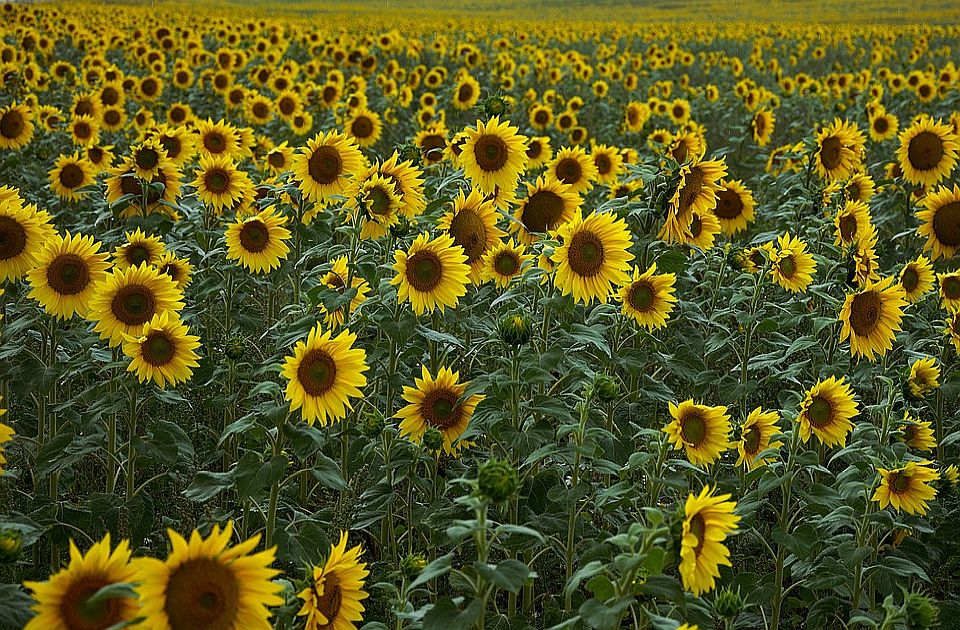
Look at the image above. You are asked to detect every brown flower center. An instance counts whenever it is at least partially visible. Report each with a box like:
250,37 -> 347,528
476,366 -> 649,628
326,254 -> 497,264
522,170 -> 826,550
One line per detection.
742,425 -> 762,454
142,331 -> 176,366
819,136 -> 842,170
422,387 -> 462,430
807,396 -> 834,428
447,208 -> 486,264
239,220 -> 270,253
457,83 -> 473,103
307,145 -> 343,185
46,254 -> 90,295
494,251 -> 520,277
677,167 -> 705,213
521,190 -> 564,234
59,576 -> 123,630
0,215 -> 27,260
942,276 -> 960,300
405,250 -> 443,292
680,411 -> 706,445
533,110 -> 549,125
204,169 -> 230,195
315,573 -> 343,623
907,131 -> 943,171
203,132 -> 226,154
297,349 -> 338,396
351,116 -> 374,139
888,471 -> 911,494
165,558 -> 240,630
268,151 -> 285,168
688,513 -> 706,556
714,189 -> 743,219
473,134 -> 508,172
136,148 -> 160,171
555,158 -> 582,185
278,96 -> 296,116
0,109 -> 24,139
932,201 -> 960,247
628,281 -> 655,312
594,154 -> 611,175
901,267 -> 919,292
567,230 -> 605,277
110,284 -> 156,326
849,290 -> 881,337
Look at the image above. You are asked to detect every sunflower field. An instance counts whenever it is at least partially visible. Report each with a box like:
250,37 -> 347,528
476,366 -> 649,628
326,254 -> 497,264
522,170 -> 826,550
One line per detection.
1,1 -> 960,629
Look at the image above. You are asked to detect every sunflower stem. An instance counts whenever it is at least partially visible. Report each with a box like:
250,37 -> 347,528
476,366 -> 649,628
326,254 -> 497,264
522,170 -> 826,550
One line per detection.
564,391 -> 592,611
770,426 -> 800,630
266,414 -> 287,546
125,383 -> 138,500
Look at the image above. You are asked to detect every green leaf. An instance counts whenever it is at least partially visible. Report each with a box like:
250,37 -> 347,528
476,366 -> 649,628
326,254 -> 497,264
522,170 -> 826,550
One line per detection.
475,559 -> 531,594
579,596 -> 634,630
409,553 -> 454,590
586,575 -> 616,600
565,560 -> 604,598
85,582 -> 139,605
0,583 -> 34,628
183,471 -> 233,502
636,575 -> 684,604
422,597 -> 484,630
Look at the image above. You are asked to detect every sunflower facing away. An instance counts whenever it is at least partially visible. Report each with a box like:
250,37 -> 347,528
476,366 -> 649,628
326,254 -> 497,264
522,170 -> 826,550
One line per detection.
662,399 -> 731,467
319,256 -> 371,328
436,187 -> 506,282
736,407 -> 783,470
282,323 -> 368,426
552,210 -> 634,304
396,365 -> 485,456
480,238 -> 531,288
352,173 -> 403,240
0,199 -> 47,282
617,263 -> 677,330
916,183 -> 960,261
899,413 -> 937,452
298,531 -> 369,630
679,486 -> 740,596
24,535 -> 139,630
87,263 -> 185,347
770,233 -> 817,293
459,116 -> 528,195
896,116 -> 959,187
135,522 -> 283,630
907,356 -> 940,399
796,376 -> 859,447
293,131 -> 365,202
661,158 -> 727,244
27,231 -> 111,319
871,461 -> 939,516
391,233 -> 470,315
224,208 -> 292,273
122,311 -> 201,388
839,277 -> 907,361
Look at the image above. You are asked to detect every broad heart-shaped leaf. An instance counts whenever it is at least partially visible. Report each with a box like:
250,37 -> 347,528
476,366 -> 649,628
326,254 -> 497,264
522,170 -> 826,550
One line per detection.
409,552 -> 454,590
422,596 -> 484,630
0,583 -> 34,628
636,575 -> 685,604
578,595 -> 635,630
474,559 -> 531,594
564,560 -> 604,597
183,470 -> 233,502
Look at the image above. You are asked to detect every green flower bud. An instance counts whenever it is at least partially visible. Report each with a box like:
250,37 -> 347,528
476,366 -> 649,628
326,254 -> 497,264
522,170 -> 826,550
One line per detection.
400,553 -> 427,578
396,142 -> 421,167
904,591 -> 938,630
498,313 -> 533,348
0,528 -> 23,564
592,373 -> 620,403
360,410 -> 386,438
714,586 -> 744,619
423,427 -> 444,452
483,95 -> 510,118
477,458 -> 518,503
225,335 -> 247,361
389,215 -> 414,239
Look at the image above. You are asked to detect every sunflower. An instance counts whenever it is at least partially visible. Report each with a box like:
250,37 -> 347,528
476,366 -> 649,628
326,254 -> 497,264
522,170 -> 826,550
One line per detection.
770,233 -> 816,293
896,116 -> 959,187
122,311 -> 201,388
796,376 -> 859,447
24,535 -> 139,630
48,153 -> 95,201
899,413 -> 937,452
436,188 -> 505,282
0,102 -> 34,150
512,175 -> 580,244
396,365 -> 485,455
712,179 -> 755,235
939,271 -> 960,312
195,118 -> 241,159
547,145 -> 597,195
839,277 -> 906,361
845,172 -> 876,204
872,462 -> 939,516
129,139 -> 169,180
814,118 -> 865,181
0,399 -> 11,476
193,155 -> 251,213
662,400 -> 731,467
683,210 -> 722,250
114,228 -> 166,270
105,160 -> 182,219
907,356 -> 940,399
525,136 -> 553,170
916,184 -> 960,261
552,210 -> 634,304
88,263 -> 185,347
85,144 -> 115,174
391,233 -> 470,315
0,200 -> 47,282
352,173 -> 404,240
319,256 -> 371,328
736,407 -> 782,470
590,144 -> 624,185
679,486 -> 740,596
156,251 -> 193,290
946,312 -> 960,354
293,131 -> 365,202
69,114 -> 100,146
751,108 -> 775,146
414,123 -> 449,165
898,255 -> 935,302
345,108 -> 383,148
849,231 -> 881,288
615,263 -> 676,330
28,232 -> 111,319
282,324 -> 368,426
480,238 -> 531,288
834,200 -> 873,247
150,124 -> 198,168
135,522 -> 283,630
460,116 -> 528,195
224,208 -> 292,274
377,152 -> 426,218
869,110 -> 899,142
264,141 -> 294,175
661,158 -> 727,244
298,532 -> 369,630
529,104 -> 553,131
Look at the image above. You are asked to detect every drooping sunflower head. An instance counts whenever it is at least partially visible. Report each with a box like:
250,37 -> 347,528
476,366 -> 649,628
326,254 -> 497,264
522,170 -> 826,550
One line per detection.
736,407 -> 783,470
134,522 -> 283,630
796,375 -> 859,448
27,231 -> 111,320
552,210 -> 635,305
662,399 -> 732,467
907,356 -> 941,400
88,263 -> 185,347
396,365 -> 485,456
896,116 -> 960,187
916,183 -> 960,261
293,130 -> 365,202
839,276 -> 907,361
156,251 -> 193,290
319,256 -> 371,328
391,232 -> 470,315
679,485 -> 740,596
460,116 -> 528,195
617,263 -> 677,331
898,413 -> 937,452
436,187 -> 505,281
871,462 -> 939,516
113,228 -> 166,271
354,173 -> 404,240
667,157 -> 728,234
297,532 -> 370,630
24,535 -> 139,630
224,207 -> 292,274
282,324 -> 369,426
